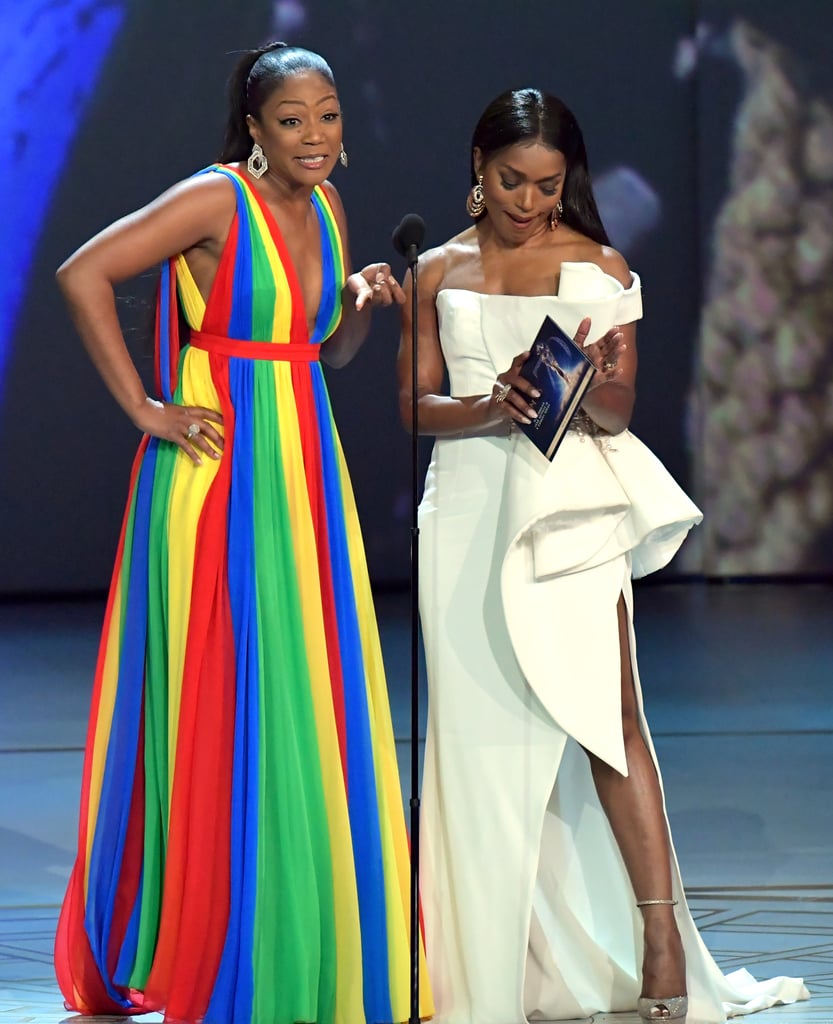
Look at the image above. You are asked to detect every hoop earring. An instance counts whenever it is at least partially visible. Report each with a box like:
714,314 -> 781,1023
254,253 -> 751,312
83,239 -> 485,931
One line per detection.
467,175 -> 485,218
248,142 -> 268,179
339,143 -> 349,168
549,198 -> 563,231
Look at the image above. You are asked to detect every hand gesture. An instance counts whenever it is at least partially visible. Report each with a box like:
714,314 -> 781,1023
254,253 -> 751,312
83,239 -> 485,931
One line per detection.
491,351 -> 539,425
347,263 -> 406,311
572,317 -> 626,389
132,397 -> 224,466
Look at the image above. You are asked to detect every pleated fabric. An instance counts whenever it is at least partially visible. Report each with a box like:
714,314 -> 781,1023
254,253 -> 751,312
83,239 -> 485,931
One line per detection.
55,164 -> 431,1024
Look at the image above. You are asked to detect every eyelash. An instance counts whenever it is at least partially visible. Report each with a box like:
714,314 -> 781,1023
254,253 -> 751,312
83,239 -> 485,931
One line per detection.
279,112 -> 340,127
500,178 -> 557,196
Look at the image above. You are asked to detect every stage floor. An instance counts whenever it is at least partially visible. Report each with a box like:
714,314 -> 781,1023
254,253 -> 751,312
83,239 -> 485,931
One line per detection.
1,581 -> 830,1023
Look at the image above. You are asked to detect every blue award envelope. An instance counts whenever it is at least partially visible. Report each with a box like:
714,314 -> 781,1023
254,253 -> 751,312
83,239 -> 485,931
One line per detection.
517,316 -> 596,460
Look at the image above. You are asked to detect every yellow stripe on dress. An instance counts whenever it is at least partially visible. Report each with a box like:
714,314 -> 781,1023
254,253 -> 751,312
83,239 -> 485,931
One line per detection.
314,184 -> 346,276
314,185 -> 346,336
175,255 -> 206,329
164,351 -> 222,802
161,255 -> 216,795
270,366 -> 365,1023
236,189 -> 294,343
336,444 -> 433,1017
83,569 -> 126,892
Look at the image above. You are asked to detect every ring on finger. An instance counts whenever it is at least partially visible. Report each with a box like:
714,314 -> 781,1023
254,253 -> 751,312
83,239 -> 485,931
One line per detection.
186,422 -> 201,439
494,382 -> 512,404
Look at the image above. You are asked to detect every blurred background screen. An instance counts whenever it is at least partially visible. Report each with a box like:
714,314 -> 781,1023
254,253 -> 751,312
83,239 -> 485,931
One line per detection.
1,0 -> 832,594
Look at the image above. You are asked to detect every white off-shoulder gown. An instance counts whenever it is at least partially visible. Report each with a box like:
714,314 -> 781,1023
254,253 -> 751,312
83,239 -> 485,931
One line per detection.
418,264 -> 809,1024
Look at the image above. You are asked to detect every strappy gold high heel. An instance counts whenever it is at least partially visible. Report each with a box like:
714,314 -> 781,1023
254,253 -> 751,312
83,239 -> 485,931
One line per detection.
636,899 -> 688,1020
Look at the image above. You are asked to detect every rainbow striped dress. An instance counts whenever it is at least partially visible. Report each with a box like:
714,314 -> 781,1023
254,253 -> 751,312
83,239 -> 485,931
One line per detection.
54,165 -> 431,1024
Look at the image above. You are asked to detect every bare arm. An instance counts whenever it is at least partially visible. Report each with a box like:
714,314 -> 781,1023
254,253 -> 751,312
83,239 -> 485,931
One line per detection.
578,247 -> 638,435
396,250 -> 538,437
57,173 -> 236,461
319,181 -> 405,368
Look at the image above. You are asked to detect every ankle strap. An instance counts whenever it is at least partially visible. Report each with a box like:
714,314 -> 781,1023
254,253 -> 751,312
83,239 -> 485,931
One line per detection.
636,898 -> 678,907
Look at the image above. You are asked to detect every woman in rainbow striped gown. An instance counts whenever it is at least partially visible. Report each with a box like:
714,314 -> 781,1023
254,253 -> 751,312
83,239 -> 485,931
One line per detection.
53,43 -> 430,1024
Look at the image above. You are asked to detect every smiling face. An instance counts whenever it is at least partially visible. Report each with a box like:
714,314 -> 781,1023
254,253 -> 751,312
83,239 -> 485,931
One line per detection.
247,69 -> 343,188
475,140 -> 566,242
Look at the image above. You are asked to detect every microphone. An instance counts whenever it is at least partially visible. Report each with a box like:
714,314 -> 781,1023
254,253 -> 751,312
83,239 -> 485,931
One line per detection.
392,213 -> 426,267
393,208 -> 427,1024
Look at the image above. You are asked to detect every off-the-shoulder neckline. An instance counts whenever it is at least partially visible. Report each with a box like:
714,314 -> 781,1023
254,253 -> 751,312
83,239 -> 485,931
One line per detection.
436,269 -> 638,302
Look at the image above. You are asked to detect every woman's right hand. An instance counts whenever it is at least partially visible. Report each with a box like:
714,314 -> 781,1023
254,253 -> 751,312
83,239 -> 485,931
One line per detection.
132,397 -> 225,465
491,351 -> 540,425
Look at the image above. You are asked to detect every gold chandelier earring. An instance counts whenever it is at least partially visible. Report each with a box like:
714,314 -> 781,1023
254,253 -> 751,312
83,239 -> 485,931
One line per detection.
467,175 -> 486,218
248,142 -> 268,179
549,198 -> 563,231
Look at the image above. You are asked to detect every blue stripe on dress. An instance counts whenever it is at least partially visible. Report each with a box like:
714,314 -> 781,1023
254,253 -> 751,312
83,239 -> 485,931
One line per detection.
204,362 -> 259,1024
85,441 -> 158,1006
158,271 -> 173,402
310,372 -> 392,1022
114,868 -> 143,983
311,193 -> 336,345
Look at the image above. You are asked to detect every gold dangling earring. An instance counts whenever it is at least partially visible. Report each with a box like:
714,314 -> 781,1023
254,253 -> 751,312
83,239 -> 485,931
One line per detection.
339,143 -> 349,168
549,198 -> 563,231
467,175 -> 486,218
248,142 -> 268,179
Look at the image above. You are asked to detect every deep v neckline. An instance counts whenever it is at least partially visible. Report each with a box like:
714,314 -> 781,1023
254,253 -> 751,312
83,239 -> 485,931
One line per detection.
238,173 -> 326,339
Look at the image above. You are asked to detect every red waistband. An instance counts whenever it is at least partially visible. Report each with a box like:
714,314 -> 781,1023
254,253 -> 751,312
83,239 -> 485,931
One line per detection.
189,331 -> 321,362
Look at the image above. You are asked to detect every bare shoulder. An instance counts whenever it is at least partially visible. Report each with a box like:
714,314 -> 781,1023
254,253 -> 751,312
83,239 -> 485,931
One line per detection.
420,226 -> 479,292
418,239 -> 462,293
57,166 -> 241,282
320,178 -> 343,208
559,230 -> 632,289
593,243 -> 632,288
154,168 -> 236,212
133,168 -> 238,245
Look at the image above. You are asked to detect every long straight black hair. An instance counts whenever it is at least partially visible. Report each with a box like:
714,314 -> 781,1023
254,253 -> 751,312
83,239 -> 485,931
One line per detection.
219,42 -> 336,162
471,88 -> 610,246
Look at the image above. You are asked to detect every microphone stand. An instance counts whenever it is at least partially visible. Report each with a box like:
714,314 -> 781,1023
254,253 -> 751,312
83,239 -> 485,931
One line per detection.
407,242 -> 420,1024
392,213 -> 425,1024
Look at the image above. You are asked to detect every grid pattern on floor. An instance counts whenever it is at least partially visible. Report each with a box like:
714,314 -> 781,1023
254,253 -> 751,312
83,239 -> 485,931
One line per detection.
0,891 -> 829,1023
1,584 -> 831,1023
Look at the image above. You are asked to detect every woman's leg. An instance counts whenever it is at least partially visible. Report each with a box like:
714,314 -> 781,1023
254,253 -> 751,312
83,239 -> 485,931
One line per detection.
585,594 -> 686,1003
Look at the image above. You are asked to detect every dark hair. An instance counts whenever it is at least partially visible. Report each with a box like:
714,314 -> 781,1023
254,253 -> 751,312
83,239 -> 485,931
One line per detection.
219,42 -> 336,162
470,88 -> 610,246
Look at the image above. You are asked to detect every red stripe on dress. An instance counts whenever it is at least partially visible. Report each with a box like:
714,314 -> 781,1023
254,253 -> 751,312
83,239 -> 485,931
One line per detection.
240,182 -> 309,344
201,216 -> 240,337
152,264 -> 179,399
190,331 -> 321,361
167,266 -> 180,395
54,436 -> 151,1014
141,364 -> 236,1020
292,363 -> 348,783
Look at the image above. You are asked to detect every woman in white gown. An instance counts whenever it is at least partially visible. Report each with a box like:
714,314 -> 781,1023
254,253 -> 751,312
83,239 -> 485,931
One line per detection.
397,89 -> 809,1024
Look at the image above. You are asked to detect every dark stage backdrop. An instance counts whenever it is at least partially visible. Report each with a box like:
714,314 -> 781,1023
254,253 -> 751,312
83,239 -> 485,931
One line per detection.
1,0 -> 832,594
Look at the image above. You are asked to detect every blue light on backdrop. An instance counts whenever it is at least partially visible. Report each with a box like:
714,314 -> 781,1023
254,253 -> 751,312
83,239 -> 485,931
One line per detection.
0,0 -> 124,399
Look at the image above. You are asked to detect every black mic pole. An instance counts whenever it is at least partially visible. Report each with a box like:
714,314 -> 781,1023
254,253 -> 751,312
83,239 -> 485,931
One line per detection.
391,213 -> 426,1024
